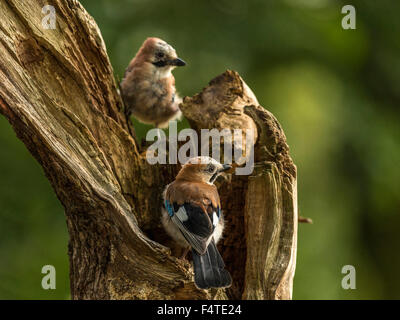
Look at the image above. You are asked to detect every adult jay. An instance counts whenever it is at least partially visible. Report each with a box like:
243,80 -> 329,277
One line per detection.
162,156 -> 232,289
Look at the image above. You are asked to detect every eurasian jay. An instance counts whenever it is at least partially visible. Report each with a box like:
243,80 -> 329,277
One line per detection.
162,156 -> 232,289
120,37 -> 185,128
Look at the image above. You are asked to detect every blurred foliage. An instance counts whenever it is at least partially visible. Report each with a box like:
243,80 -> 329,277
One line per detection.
1,0 -> 399,299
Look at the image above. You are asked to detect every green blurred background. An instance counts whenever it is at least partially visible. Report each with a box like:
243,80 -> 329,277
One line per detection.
1,0 -> 399,299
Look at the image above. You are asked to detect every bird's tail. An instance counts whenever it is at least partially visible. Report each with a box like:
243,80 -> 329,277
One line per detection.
192,239 -> 232,289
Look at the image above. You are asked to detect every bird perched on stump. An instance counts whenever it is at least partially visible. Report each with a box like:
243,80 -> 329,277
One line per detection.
162,156 -> 232,289
120,37 -> 186,128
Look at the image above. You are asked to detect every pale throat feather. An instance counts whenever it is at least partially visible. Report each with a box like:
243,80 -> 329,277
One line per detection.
154,66 -> 172,80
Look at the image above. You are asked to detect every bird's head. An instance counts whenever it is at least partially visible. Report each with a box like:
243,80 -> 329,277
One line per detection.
176,156 -> 231,184
139,37 -> 186,70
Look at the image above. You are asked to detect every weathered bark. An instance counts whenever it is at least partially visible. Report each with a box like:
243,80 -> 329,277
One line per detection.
0,0 -> 297,299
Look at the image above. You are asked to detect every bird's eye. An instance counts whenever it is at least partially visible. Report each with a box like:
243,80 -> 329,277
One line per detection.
207,165 -> 215,173
156,52 -> 164,59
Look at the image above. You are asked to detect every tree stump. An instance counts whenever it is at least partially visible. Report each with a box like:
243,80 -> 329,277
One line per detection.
0,0 -> 297,300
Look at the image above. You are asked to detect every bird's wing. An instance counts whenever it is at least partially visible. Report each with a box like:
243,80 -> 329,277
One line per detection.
165,200 -> 215,255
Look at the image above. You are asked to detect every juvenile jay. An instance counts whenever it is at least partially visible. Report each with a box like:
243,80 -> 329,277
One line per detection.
162,156 -> 232,289
120,37 -> 185,128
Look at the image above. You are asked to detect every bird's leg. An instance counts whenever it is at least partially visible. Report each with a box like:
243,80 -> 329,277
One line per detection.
154,124 -> 168,160
180,247 -> 190,260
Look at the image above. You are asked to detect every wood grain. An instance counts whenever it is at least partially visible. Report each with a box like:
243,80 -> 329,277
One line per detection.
0,0 -> 297,299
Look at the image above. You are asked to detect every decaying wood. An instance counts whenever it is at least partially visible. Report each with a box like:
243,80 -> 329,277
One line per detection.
0,0 -> 297,299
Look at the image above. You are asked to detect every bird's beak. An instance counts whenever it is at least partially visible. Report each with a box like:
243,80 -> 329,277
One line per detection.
220,164 -> 232,172
170,58 -> 186,66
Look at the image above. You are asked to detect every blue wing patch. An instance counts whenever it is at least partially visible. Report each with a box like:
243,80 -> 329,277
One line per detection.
165,200 -> 174,217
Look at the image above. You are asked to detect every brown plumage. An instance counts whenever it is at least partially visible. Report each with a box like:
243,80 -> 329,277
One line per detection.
120,37 -> 186,128
165,180 -> 220,216
162,156 -> 232,289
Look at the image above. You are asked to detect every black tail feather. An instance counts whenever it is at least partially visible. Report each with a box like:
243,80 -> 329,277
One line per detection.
192,240 -> 232,289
